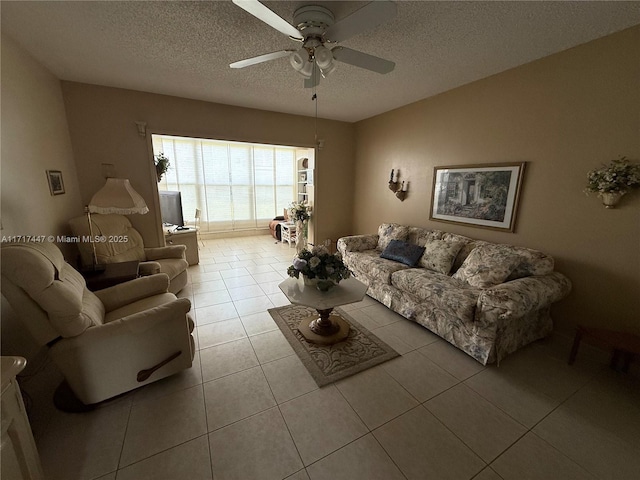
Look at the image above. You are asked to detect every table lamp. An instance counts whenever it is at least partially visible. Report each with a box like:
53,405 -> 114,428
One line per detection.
85,178 -> 149,271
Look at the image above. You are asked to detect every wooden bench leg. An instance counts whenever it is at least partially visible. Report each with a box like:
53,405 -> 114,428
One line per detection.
568,328 -> 583,365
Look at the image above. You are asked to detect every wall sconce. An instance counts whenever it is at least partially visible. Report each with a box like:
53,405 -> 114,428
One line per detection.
388,169 -> 408,201
135,121 -> 147,137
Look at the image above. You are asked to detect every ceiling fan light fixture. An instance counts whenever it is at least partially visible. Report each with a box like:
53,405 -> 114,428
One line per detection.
298,59 -> 314,78
289,48 -> 308,71
320,62 -> 337,78
314,45 -> 333,69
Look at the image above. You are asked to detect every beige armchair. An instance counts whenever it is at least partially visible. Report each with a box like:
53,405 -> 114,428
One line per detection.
68,213 -> 188,293
1,241 -> 194,407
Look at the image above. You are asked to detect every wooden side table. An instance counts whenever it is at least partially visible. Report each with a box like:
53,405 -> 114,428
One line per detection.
568,325 -> 640,372
82,260 -> 140,291
280,222 -> 297,247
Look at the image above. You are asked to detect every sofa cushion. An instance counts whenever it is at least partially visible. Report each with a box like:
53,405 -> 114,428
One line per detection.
453,244 -> 522,288
380,240 -> 426,267
506,247 -> 555,280
377,223 -> 410,251
347,249 -> 411,285
391,269 -> 480,323
418,239 -> 464,274
406,227 -> 443,246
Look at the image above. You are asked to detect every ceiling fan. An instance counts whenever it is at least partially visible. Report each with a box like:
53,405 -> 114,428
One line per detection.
229,0 -> 397,87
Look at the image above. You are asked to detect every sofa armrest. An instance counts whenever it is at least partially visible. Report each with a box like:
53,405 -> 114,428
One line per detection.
337,234 -> 379,255
94,273 -> 170,312
145,245 -> 186,260
478,272 -> 572,320
139,261 -> 161,275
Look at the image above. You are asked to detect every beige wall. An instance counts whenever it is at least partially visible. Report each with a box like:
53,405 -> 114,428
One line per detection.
353,26 -> 640,334
61,83 -> 355,247
1,35 -> 84,250
1,34 -> 84,358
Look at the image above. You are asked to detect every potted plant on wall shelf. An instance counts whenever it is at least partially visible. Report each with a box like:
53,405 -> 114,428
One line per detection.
585,156 -> 640,208
154,152 -> 170,183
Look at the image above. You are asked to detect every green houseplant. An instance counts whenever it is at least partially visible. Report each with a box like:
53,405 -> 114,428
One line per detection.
585,156 -> 640,208
154,152 -> 170,182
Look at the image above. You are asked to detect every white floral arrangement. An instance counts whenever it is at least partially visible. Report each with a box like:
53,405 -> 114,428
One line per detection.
585,157 -> 640,195
288,200 -> 311,223
287,245 -> 351,283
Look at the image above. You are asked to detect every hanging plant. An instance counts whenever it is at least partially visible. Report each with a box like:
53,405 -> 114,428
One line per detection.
585,156 -> 640,194
584,156 -> 640,208
154,152 -> 170,182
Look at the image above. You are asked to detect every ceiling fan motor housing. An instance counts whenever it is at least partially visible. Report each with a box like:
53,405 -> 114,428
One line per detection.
293,5 -> 335,38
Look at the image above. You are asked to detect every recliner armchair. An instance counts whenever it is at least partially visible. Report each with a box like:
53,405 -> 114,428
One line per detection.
1,241 -> 194,406
68,213 -> 189,293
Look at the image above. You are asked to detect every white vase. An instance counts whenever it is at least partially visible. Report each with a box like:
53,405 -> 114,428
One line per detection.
601,191 -> 625,208
302,275 -> 318,287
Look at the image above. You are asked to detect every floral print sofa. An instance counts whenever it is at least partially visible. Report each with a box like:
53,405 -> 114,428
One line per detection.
337,223 -> 571,364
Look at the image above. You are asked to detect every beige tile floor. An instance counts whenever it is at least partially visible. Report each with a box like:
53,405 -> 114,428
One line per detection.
21,235 -> 640,480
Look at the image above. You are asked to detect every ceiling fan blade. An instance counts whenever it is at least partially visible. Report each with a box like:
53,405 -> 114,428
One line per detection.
232,0 -> 303,40
324,0 -> 397,43
230,50 -> 294,69
332,47 -> 395,74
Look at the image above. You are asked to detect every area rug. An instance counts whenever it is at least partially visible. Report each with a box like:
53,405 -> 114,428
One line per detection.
268,304 -> 399,387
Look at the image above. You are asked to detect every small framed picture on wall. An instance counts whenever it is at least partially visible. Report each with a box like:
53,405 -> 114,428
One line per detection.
46,170 -> 65,195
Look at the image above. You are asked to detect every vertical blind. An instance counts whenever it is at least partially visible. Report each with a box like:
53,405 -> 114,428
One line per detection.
153,134 -> 297,232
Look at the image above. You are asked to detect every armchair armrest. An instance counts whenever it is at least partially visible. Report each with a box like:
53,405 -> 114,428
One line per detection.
145,245 -> 186,260
139,261 -> 161,275
94,273 -> 170,312
61,298 -> 192,343
100,297 -> 192,334
49,297 -> 193,403
337,234 -> 379,255
477,272 -> 572,320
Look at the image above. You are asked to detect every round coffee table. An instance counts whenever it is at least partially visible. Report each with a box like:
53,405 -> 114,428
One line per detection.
278,277 -> 368,345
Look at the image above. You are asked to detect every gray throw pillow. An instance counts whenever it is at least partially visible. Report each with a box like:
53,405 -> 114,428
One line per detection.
380,240 -> 426,267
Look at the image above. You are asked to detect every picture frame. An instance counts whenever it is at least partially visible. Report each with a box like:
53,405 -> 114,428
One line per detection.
429,162 -> 526,232
46,170 -> 65,196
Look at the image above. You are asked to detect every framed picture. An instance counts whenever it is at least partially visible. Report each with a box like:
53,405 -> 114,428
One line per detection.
429,162 -> 526,232
46,170 -> 65,195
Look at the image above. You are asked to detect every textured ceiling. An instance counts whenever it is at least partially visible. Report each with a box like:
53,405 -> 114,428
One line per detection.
2,1 -> 639,122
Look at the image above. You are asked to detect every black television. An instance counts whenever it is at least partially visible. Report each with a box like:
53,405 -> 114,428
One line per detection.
158,190 -> 184,227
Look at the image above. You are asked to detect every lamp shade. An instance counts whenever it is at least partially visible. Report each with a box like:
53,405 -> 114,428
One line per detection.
88,178 -> 149,215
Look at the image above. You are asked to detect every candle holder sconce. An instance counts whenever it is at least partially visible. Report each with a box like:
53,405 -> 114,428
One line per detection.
388,169 -> 408,201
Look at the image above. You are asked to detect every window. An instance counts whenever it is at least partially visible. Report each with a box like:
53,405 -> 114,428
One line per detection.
153,134 -> 308,232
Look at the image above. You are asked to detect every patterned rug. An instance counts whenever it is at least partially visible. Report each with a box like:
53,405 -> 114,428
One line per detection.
268,304 -> 399,387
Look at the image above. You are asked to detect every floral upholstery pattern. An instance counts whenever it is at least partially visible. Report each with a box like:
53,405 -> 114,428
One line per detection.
453,244 -> 523,288
406,227 -> 443,246
377,223 -> 410,251
343,249 -> 410,285
507,247 -> 554,280
338,224 -> 572,364
337,234 -> 379,253
391,269 -> 479,323
418,239 -> 464,274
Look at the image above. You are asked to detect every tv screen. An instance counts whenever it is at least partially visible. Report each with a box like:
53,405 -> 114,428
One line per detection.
158,190 -> 184,227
